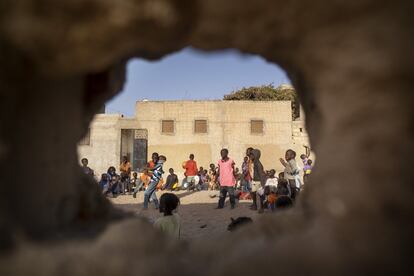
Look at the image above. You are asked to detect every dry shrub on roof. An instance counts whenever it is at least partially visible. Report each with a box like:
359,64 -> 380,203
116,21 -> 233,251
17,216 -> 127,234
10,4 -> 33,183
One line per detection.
223,84 -> 300,119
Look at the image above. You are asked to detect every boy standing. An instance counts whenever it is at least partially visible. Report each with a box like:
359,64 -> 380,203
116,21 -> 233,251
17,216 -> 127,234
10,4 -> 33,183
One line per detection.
241,156 -> 252,192
276,172 -> 291,197
280,149 -> 300,200
303,159 -> 313,185
119,156 -> 132,194
245,147 -> 254,203
184,154 -> 198,190
143,155 -> 167,210
300,145 -> 311,165
249,149 -> 266,213
216,149 -> 236,209
208,163 -> 218,190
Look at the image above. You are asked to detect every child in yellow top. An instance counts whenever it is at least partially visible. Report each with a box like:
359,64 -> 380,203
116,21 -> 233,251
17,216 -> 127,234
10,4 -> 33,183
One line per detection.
154,193 -> 181,239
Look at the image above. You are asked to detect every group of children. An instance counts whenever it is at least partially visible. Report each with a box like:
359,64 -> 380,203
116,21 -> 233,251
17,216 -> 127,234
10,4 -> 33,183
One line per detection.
179,154 -> 224,191
82,146 -> 313,209
96,166 -> 142,198
87,154 -> 175,198
80,146 -> 313,238
214,146 -> 313,213
80,156 -> 138,197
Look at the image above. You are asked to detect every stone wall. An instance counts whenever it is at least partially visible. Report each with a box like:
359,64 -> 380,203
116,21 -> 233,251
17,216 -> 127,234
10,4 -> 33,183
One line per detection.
78,114 -> 123,177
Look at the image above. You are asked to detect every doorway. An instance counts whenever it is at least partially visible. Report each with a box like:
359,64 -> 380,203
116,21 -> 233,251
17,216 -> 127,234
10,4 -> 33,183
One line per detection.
120,129 -> 148,171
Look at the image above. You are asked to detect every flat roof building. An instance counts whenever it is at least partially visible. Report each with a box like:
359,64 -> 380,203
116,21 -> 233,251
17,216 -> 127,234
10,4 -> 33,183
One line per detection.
78,100 -> 310,178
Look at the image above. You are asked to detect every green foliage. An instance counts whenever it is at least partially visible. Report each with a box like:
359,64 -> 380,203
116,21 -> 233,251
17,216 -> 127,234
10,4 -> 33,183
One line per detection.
223,83 -> 300,119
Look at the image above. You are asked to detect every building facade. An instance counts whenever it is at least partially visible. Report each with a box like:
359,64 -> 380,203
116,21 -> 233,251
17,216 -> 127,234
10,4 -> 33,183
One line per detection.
78,100 -> 310,177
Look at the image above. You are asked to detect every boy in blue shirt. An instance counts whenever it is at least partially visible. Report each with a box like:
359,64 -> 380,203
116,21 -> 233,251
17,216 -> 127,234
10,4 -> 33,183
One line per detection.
143,155 -> 167,210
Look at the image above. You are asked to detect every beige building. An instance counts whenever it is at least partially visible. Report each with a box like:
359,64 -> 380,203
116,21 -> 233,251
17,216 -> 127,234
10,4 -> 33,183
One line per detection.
78,100 -> 310,178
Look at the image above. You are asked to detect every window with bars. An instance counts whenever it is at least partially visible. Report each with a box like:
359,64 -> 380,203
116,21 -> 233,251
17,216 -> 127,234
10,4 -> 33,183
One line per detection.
161,120 -> 175,134
251,120 -> 264,134
79,128 -> 91,145
194,120 -> 208,134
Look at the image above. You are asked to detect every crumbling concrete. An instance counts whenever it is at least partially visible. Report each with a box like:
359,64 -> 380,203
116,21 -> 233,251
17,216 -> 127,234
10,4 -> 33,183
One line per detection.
0,0 -> 413,275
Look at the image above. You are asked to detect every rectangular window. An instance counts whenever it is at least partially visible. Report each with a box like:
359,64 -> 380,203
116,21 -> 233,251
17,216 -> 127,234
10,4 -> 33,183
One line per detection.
79,128 -> 91,145
162,120 -> 174,134
194,120 -> 207,133
251,120 -> 264,134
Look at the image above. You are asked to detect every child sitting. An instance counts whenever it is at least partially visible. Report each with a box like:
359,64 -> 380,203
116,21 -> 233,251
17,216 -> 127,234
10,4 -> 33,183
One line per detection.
132,169 -> 150,198
276,172 -> 291,197
107,174 -> 121,197
208,163 -> 218,190
263,186 -> 277,211
265,169 -> 278,190
154,193 -> 181,239
275,195 -> 293,210
261,169 -> 277,211
99,173 -> 110,192
200,169 -> 209,190
163,168 -> 178,191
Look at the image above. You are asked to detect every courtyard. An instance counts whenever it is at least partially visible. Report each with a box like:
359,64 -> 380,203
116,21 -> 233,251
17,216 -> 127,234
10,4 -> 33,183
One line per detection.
110,191 -> 260,240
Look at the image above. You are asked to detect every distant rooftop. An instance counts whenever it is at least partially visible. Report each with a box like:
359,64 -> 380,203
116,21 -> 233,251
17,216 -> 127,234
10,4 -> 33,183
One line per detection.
137,84 -> 294,103
136,99 -> 292,103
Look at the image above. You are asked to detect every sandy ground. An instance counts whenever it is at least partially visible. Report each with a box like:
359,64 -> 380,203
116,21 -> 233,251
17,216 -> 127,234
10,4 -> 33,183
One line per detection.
110,190 -> 260,240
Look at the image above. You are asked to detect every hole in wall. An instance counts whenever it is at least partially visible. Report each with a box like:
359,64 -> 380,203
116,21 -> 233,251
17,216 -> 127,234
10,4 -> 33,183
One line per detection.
78,47 -> 314,240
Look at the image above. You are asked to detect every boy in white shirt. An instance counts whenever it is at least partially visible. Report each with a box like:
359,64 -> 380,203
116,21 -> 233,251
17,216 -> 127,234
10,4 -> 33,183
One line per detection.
265,169 -> 278,190
279,149 -> 301,200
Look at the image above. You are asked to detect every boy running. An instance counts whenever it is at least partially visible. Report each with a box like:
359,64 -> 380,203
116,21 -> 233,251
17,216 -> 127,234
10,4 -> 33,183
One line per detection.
133,152 -> 158,198
143,155 -> 167,210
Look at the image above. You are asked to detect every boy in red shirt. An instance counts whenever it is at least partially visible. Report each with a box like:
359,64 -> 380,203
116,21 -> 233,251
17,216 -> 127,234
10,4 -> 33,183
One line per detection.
184,154 -> 198,190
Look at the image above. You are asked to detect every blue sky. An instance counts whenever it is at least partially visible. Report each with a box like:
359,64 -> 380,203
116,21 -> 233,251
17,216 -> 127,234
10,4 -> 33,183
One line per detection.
106,47 -> 289,117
